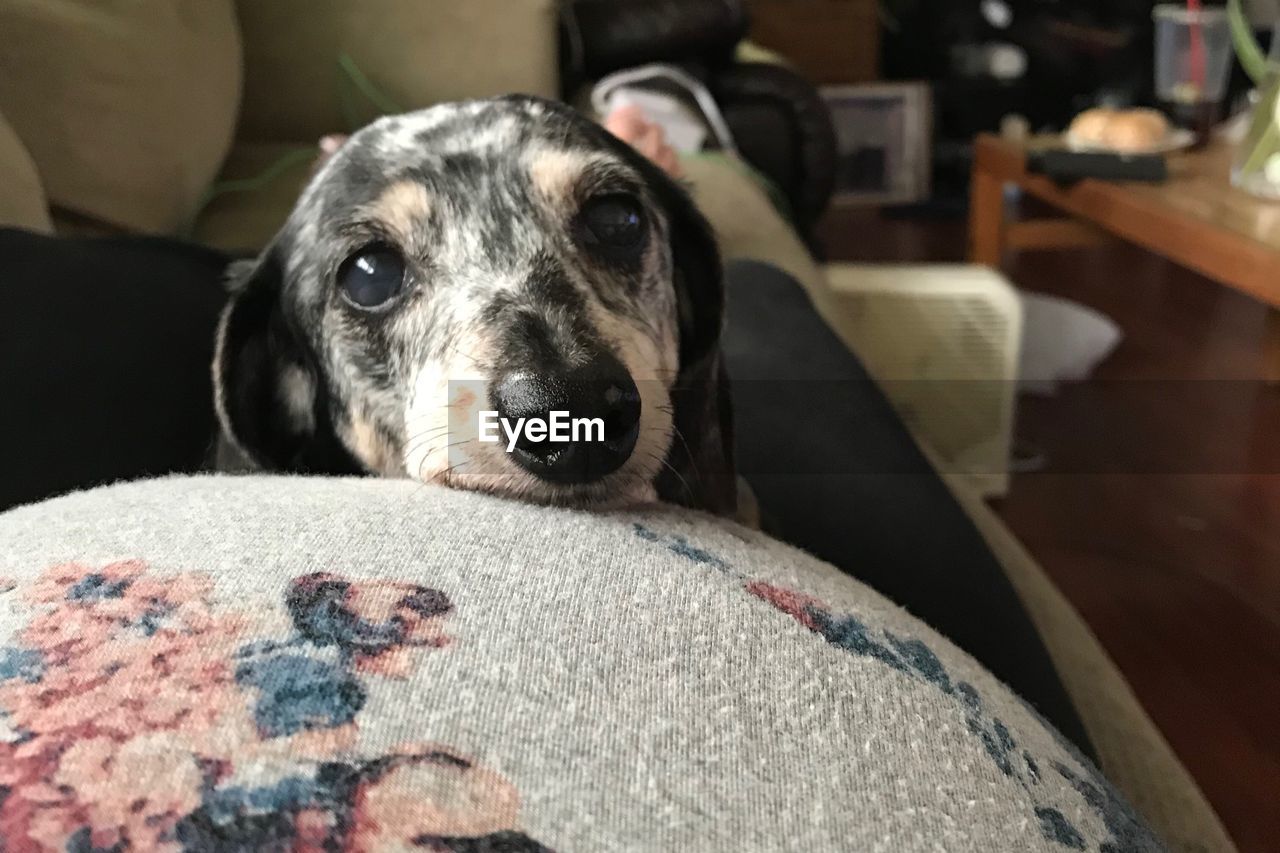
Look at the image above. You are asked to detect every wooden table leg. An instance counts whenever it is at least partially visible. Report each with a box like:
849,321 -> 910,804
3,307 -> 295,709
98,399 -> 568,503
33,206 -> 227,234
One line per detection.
968,162 -> 1006,267
1265,308 -> 1280,384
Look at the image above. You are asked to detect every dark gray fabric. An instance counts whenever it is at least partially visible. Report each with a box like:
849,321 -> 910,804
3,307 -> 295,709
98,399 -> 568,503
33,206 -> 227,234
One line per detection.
0,228 -> 227,512
722,259 -> 1095,761
0,476 -> 1161,851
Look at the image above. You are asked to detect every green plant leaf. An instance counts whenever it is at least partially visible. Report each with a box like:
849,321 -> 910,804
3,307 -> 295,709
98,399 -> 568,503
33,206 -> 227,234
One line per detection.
1228,0 -> 1269,84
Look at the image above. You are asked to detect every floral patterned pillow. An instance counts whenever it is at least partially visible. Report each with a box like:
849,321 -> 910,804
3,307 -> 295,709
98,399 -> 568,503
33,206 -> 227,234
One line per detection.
0,476 -> 1168,852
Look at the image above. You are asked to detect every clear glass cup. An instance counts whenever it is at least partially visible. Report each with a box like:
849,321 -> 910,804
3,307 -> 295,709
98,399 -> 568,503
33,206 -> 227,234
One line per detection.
1153,5 -> 1234,145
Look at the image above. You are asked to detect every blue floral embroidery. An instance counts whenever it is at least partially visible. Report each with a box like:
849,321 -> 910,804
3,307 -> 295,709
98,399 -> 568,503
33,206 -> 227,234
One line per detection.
1054,761 -> 1163,853
0,646 -> 43,684
809,609 -> 911,674
1025,751 -> 1042,783
65,826 -> 127,853
66,572 -> 130,602
633,524 -> 1166,852
1037,807 -> 1087,850
633,524 -> 731,571
235,655 -> 365,738
176,755 -> 553,853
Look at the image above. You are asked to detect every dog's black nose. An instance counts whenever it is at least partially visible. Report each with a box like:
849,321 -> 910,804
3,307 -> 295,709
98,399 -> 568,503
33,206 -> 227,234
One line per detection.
489,354 -> 641,484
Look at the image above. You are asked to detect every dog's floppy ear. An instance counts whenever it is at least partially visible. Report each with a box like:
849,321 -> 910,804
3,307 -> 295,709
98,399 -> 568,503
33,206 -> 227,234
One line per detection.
213,245 -> 360,474
643,164 -> 725,371
609,144 -> 737,516
657,179 -> 737,517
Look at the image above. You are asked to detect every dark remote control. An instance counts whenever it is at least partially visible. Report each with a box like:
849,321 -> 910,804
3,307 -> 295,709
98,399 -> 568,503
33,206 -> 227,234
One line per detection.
1027,149 -> 1168,184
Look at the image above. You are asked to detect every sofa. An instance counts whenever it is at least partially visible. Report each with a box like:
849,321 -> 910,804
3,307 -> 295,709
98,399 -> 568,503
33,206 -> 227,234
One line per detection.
0,2 -> 1234,851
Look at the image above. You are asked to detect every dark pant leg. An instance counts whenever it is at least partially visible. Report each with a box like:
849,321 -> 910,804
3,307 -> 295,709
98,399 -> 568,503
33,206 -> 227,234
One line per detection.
722,259 -> 1095,759
0,229 -> 230,512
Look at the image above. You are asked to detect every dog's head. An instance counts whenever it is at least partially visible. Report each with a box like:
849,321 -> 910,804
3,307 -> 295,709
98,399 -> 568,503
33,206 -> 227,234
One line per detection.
214,96 -> 735,514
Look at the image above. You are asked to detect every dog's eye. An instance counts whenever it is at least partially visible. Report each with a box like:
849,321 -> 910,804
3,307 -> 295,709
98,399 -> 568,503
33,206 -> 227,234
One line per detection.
338,244 -> 405,309
581,195 -> 645,250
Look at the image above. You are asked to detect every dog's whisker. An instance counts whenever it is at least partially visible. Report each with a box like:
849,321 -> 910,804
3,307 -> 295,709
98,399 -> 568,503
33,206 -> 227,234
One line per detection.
400,413 -> 465,459
402,421 -> 457,446
403,434 -> 481,475
666,425 -> 704,486
438,459 -> 473,486
402,430 -> 451,452
442,340 -> 487,374
401,424 -> 452,445
646,450 -> 693,502
402,434 -> 451,459
410,435 -> 455,474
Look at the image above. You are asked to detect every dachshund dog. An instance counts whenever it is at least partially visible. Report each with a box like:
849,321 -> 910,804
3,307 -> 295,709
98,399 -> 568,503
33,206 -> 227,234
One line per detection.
213,96 -> 736,516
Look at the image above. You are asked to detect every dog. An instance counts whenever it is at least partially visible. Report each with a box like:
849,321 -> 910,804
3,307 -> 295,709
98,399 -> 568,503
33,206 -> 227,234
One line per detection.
213,95 -> 737,516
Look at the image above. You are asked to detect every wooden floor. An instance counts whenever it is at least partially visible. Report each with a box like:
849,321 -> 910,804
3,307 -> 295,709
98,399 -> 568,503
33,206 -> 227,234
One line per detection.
817,208 -> 1280,853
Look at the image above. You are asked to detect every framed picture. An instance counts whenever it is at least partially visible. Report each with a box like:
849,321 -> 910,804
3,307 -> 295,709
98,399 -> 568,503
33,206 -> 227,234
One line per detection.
821,82 -> 932,206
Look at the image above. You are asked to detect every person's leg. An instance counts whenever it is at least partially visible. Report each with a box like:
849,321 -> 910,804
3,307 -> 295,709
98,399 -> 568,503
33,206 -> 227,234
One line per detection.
722,259 -> 1095,759
0,229 -> 230,511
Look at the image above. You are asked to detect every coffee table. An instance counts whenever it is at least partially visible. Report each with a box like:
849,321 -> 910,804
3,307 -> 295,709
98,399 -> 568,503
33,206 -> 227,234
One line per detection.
968,133 -> 1280,378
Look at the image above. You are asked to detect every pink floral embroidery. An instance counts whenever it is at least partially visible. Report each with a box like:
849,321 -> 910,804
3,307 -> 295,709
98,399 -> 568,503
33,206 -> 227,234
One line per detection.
745,581 -> 826,632
0,561 -> 548,852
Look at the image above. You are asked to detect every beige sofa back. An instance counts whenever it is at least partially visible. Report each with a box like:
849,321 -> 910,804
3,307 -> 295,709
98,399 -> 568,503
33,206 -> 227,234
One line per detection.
0,1 -> 561,236
0,0 -> 241,234
0,109 -> 51,233
235,0 -> 562,142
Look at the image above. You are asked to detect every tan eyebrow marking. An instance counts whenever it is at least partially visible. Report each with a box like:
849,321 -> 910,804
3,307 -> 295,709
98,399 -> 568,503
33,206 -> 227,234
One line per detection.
363,180 -> 433,243
528,149 -> 593,202
527,149 -> 637,208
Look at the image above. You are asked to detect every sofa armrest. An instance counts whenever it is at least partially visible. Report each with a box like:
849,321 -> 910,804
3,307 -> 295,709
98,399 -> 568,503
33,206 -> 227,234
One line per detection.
944,473 -> 1237,853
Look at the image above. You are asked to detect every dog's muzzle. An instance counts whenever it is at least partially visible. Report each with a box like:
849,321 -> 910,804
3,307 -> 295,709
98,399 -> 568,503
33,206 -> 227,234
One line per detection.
489,352 -> 641,484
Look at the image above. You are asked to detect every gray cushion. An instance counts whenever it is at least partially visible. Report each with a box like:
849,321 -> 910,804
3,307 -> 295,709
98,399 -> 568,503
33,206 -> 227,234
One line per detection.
0,476 -> 1167,851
